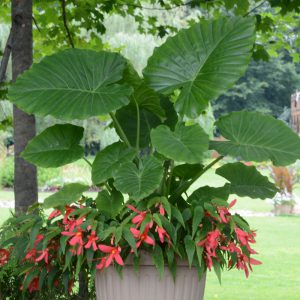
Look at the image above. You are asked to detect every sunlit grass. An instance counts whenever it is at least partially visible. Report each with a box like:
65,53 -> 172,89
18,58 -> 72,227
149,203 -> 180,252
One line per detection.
205,216 -> 300,300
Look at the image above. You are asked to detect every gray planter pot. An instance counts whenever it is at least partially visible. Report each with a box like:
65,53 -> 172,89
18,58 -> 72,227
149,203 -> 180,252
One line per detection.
95,254 -> 206,300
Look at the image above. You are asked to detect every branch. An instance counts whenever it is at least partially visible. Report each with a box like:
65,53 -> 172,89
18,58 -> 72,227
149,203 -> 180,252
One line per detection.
244,0 -> 267,17
117,1 -> 201,11
32,16 -> 41,33
0,29 -> 12,83
60,0 -> 74,48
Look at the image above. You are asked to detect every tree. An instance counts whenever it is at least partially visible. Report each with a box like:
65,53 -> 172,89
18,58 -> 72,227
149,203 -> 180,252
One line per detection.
11,0 -> 38,214
213,57 -> 300,119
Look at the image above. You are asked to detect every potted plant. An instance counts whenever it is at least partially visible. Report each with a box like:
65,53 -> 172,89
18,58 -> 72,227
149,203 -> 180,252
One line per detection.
271,166 -> 297,215
2,16 -> 300,299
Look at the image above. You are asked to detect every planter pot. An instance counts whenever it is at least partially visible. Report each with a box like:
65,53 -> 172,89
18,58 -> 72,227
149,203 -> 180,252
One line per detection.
95,254 -> 206,300
274,204 -> 294,215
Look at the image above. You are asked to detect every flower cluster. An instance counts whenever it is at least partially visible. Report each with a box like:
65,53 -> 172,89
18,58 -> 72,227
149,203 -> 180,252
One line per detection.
0,197 -> 261,294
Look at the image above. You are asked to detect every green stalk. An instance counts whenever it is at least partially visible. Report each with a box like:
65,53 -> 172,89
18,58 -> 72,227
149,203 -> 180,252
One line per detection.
109,112 -> 131,147
169,155 -> 224,201
83,157 -> 92,167
166,160 -> 174,197
134,97 -> 140,154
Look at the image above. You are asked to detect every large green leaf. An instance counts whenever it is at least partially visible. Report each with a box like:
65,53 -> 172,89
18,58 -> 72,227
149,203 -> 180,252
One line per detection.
113,156 -> 164,201
216,162 -> 278,199
22,124 -> 84,168
173,163 -> 204,180
95,189 -> 123,218
187,185 -> 230,205
43,183 -> 89,209
151,124 -> 209,163
210,111 -> 300,166
116,105 -> 161,148
143,17 -> 255,117
8,49 -> 133,120
92,142 -> 136,185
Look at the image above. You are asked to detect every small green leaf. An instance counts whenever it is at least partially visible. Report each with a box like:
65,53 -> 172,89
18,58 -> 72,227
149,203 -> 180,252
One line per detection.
153,213 -> 163,227
171,205 -> 185,228
38,268 -> 47,290
196,245 -> 204,267
21,124 -> 84,168
152,245 -> 164,278
213,259 -> 222,284
184,235 -> 195,267
29,219 -> 42,248
96,189 -> 123,219
123,227 -> 137,255
192,206 -> 204,238
43,183 -> 89,209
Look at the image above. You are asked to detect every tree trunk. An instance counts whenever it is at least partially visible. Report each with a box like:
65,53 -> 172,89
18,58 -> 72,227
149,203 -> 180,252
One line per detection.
11,0 -> 38,214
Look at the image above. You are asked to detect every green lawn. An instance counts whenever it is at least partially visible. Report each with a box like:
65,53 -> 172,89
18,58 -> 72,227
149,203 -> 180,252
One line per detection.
205,216 -> 300,300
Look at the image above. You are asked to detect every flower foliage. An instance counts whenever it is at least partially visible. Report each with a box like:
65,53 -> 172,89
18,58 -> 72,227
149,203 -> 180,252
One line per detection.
0,195 -> 261,294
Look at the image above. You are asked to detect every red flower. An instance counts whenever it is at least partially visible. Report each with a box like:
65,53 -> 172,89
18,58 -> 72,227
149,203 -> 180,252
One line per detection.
62,205 -> 75,224
155,226 -> 171,245
35,248 -> 49,264
235,228 -> 257,254
0,249 -> 10,266
48,209 -> 61,220
216,199 -> 236,223
25,248 -> 37,262
85,231 -> 99,251
235,253 -> 262,278
34,234 -> 44,247
128,205 -> 148,228
197,229 -> 221,270
97,245 -> 124,270
130,226 -> 155,249
155,203 -> 165,216
96,257 -> 107,270
63,217 -> 84,232
28,277 -> 39,293
62,228 -> 84,255
220,242 -> 241,254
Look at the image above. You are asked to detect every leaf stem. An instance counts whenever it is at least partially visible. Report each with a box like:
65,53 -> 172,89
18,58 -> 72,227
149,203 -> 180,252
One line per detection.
109,112 -> 131,148
83,157 -> 92,167
166,160 -> 174,197
134,97 -> 140,154
170,155 -> 224,201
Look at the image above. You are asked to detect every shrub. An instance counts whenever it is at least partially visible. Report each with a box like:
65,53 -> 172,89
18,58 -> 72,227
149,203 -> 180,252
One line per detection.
0,156 -> 14,188
0,157 -> 62,188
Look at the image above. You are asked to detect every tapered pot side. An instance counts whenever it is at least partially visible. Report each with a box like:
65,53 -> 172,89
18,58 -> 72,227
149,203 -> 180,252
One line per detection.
95,255 -> 206,300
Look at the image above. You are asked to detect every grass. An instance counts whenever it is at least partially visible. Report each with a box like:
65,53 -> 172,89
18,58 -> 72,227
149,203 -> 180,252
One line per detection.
205,216 -> 300,300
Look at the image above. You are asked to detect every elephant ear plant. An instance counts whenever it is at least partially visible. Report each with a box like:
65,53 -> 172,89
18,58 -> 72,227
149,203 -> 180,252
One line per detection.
2,17 -> 300,295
